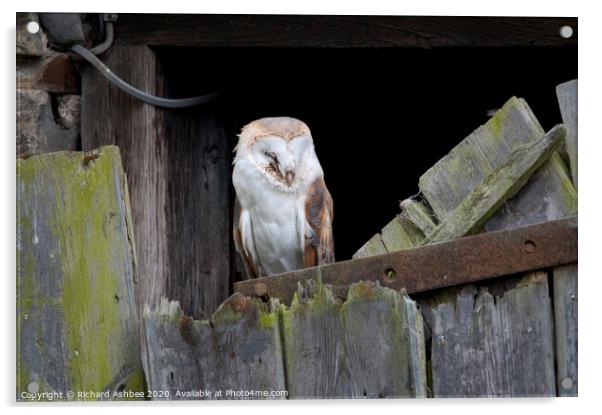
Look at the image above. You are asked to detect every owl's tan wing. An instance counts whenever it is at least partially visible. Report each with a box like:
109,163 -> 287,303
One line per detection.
233,197 -> 260,279
303,177 -> 335,267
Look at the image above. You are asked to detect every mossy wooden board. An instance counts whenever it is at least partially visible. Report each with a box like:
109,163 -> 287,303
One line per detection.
421,125 -> 565,244
143,294 -> 286,400
17,146 -> 143,401
143,281 -> 426,400
556,79 -> 577,189
419,96 -> 577,231
280,280 -> 426,398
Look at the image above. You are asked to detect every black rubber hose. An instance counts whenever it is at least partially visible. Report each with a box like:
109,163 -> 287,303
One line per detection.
70,44 -> 222,109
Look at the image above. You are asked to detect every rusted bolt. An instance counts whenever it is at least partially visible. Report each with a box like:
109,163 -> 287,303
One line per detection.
384,268 -> 397,281
254,282 -> 268,297
524,240 -> 536,254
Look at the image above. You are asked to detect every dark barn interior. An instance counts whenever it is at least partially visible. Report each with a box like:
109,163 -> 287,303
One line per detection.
158,46 -> 577,264
81,15 -> 577,319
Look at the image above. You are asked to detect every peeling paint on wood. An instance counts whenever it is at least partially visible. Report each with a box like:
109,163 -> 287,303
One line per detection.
17,146 -> 143,401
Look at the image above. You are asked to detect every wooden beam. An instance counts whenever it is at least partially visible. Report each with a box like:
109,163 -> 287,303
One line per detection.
113,15 -> 577,48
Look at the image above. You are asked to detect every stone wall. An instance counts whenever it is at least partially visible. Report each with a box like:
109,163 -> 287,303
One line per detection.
16,13 -> 83,156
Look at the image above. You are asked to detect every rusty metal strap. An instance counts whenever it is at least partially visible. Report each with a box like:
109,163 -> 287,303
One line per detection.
234,216 -> 577,303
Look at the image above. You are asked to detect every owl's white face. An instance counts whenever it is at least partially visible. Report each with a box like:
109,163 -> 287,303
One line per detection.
248,135 -> 313,191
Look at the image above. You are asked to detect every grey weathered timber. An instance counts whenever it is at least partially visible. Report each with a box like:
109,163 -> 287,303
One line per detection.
353,216 -> 425,259
380,215 -> 426,252
553,263 -> 578,396
557,79 -> 578,189
422,124 -> 565,244
400,198 -> 437,236
419,96 -> 577,232
82,44 -> 232,319
114,15 -> 577,48
430,272 -> 556,397
17,146 -> 144,400
143,294 -> 286,400
82,45 -> 169,317
352,233 -> 387,259
280,280 -> 426,398
421,97 -> 577,397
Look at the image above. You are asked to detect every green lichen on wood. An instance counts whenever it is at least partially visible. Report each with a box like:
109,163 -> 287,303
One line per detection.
17,146 -> 143,401
400,198 -> 437,236
143,296 -> 286,399
422,125 -> 566,245
278,279 -> 426,398
352,233 -> 387,259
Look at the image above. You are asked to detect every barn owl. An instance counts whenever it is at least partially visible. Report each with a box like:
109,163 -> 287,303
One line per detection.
232,117 -> 334,278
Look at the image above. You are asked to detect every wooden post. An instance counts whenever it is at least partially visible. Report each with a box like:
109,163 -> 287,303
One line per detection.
81,45 -> 169,317
17,146 -> 143,400
81,45 -> 231,319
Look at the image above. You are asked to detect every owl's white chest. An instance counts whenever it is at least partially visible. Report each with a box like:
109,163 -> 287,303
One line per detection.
233,159 -> 315,275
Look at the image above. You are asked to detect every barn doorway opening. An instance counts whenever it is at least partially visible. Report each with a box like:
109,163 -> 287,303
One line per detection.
156,45 -> 576,278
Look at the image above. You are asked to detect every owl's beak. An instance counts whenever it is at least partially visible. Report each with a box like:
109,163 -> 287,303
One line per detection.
284,169 -> 295,186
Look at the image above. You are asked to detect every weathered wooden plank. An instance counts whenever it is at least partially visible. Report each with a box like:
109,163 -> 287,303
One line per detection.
380,215 -> 425,252
114,15 -> 577,48
353,216 -> 425,259
430,272 -> 556,397
400,198 -> 437,236
17,146 -> 143,401
163,107 -> 231,318
553,263 -> 578,396
82,45 -> 169,317
352,233 -> 387,259
81,44 -> 232,319
557,79 -> 578,189
143,294 -> 286,400
281,280 -> 426,398
422,124 -> 565,244
421,97 -> 577,397
419,96 -> 577,231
